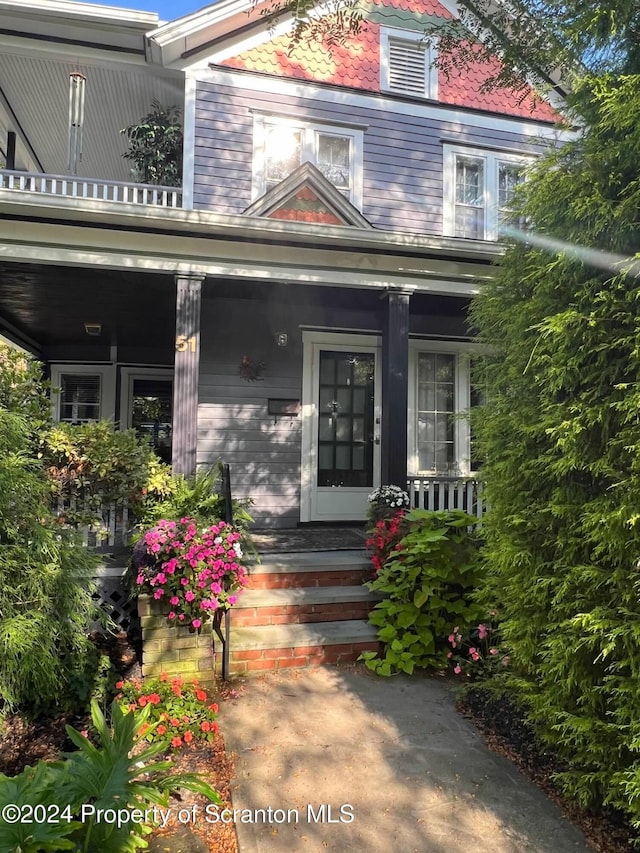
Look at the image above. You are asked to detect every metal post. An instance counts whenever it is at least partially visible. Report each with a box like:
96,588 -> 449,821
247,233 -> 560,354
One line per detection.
221,463 -> 233,680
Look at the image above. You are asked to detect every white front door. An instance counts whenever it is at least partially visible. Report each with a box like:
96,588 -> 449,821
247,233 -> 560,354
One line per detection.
301,332 -> 381,522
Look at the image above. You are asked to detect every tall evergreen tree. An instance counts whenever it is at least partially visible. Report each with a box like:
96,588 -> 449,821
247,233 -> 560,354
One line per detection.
469,61 -> 640,836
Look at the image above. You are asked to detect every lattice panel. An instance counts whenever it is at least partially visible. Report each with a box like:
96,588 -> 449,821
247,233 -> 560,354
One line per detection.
93,576 -> 140,636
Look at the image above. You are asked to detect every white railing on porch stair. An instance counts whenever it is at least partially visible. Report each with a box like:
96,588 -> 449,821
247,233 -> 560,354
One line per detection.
0,169 -> 182,208
407,476 -> 485,519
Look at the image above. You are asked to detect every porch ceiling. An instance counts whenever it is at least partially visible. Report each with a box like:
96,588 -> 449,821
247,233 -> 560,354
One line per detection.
0,261 -> 176,353
0,24 -> 182,178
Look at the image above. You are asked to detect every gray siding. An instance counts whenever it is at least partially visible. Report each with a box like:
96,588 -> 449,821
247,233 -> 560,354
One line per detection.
197,286 -> 382,527
193,77 -> 551,234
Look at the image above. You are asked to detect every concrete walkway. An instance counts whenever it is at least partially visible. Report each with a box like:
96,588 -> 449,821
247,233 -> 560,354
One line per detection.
219,666 -> 593,853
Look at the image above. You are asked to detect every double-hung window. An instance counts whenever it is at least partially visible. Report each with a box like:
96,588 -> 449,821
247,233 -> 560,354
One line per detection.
408,342 -> 479,477
50,364 -> 116,424
443,145 -> 531,240
253,115 -> 363,207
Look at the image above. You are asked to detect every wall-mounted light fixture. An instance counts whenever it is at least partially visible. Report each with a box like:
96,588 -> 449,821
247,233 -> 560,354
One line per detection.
84,322 -> 102,337
68,72 -> 86,174
276,333 -> 288,347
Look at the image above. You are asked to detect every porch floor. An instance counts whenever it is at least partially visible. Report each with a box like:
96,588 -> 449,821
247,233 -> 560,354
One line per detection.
250,525 -> 367,553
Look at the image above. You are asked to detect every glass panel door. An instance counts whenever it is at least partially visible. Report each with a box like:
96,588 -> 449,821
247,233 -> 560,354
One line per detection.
130,378 -> 173,464
317,351 -> 375,488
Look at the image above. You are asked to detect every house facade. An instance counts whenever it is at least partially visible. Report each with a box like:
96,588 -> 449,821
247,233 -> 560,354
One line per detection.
0,0 -> 569,527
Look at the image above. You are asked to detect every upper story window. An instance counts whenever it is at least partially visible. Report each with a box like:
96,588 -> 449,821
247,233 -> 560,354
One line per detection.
252,115 -> 363,208
443,145 -> 531,241
380,28 -> 438,100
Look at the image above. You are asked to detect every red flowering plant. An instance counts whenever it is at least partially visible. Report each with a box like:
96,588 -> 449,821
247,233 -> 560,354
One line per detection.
116,673 -> 220,751
365,485 -> 411,574
366,510 -> 409,574
133,517 -> 247,630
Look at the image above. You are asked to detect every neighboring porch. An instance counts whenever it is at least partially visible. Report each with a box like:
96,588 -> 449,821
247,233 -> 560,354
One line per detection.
0,169 -> 182,208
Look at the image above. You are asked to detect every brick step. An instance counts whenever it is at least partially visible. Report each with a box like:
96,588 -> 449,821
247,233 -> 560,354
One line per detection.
233,585 -> 379,626
228,620 -> 379,675
247,549 -> 371,589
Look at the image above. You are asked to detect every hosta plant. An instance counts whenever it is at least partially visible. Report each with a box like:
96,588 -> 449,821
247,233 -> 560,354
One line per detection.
0,699 -> 220,853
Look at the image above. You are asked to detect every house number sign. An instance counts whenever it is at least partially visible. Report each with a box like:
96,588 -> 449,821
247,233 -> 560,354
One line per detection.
175,335 -> 197,352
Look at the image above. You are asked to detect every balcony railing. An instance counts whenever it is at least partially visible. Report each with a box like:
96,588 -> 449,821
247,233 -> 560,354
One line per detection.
407,475 -> 485,519
0,168 -> 182,208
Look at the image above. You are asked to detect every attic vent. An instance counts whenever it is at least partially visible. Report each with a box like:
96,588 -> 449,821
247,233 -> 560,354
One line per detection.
382,29 -> 438,100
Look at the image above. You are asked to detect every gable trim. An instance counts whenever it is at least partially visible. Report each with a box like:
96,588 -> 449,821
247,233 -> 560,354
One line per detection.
244,161 -> 374,229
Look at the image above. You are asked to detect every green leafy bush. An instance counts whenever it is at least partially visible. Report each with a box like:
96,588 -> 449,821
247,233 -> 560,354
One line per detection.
43,420 -> 174,534
0,699 -> 219,853
0,345 -> 50,429
361,509 -> 483,676
117,673 -> 220,750
140,464 -> 253,528
120,100 -> 183,187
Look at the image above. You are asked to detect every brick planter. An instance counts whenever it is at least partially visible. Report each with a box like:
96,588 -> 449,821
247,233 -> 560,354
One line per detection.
138,595 -> 216,686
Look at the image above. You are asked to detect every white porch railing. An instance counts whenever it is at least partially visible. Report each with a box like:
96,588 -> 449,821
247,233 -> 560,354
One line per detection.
407,476 -> 485,519
0,168 -> 182,208
56,497 -> 130,548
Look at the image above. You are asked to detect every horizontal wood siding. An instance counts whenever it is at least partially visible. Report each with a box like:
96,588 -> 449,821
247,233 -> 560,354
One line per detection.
194,78 -> 551,233
197,287 -> 380,527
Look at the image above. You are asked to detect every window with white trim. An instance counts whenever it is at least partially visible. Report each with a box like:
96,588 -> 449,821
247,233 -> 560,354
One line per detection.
50,364 -> 116,424
252,115 -> 363,207
380,28 -> 438,100
408,343 -> 478,476
443,145 -> 531,241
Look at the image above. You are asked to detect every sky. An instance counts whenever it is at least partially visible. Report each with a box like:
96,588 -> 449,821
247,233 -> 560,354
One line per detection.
80,0 -> 209,22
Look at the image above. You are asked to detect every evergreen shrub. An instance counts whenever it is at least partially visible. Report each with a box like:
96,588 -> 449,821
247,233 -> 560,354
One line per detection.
0,347 -> 102,714
470,76 -> 640,833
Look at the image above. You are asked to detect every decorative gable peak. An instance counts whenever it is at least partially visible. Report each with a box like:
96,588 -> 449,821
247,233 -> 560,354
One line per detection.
243,162 -> 373,228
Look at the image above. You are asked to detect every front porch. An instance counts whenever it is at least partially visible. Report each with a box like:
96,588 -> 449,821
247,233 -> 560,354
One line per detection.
0,256 -> 484,528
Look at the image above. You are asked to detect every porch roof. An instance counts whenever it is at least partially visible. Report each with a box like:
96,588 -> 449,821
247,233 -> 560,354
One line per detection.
0,188 -> 501,300
0,266 -> 471,358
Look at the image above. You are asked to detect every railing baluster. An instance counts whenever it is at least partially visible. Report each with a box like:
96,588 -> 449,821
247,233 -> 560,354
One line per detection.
405,475 -> 484,519
0,168 -> 181,208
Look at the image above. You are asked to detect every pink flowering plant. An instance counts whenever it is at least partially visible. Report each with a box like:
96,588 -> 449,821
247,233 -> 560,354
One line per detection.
133,517 -> 247,630
447,618 -> 510,678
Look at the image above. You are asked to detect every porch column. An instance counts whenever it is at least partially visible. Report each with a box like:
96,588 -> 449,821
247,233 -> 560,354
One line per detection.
172,273 -> 204,476
381,289 -> 411,489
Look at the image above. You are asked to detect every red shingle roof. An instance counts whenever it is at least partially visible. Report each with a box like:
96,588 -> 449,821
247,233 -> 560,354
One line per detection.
220,0 -> 559,121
